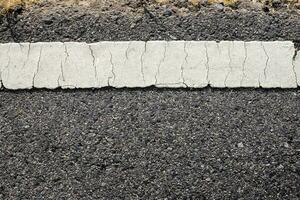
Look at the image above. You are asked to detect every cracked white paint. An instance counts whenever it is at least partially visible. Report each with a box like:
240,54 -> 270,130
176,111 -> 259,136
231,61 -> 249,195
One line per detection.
143,41 -> 166,86
225,41 -> 246,88
60,42 -> 97,89
260,41 -> 297,88
183,41 -> 208,88
156,41 -> 186,87
0,41 -> 298,90
294,51 -> 300,86
33,42 -> 64,89
89,42 -> 114,87
0,44 -> 10,88
242,41 -> 267,87
206,41 -> 231,88
1,43 -> 41,89
110,41 -> 145,88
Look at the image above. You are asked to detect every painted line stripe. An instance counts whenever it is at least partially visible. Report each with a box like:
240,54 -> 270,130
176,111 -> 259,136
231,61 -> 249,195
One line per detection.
0,41 -> 299,89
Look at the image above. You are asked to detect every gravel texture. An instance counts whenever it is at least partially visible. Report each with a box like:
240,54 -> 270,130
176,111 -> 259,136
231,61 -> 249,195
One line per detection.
0,5 -> 299,48
0,88 -> 299,199
0,3 -> 299,199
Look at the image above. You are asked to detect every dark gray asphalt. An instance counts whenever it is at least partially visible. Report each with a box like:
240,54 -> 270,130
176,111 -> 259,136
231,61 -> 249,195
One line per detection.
0,7 -> 299,48
0,4 -> 300,199
0,88 -> 299,199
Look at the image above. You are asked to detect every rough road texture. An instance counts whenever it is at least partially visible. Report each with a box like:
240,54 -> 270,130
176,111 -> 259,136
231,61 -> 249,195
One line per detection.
0,5 -> 300,200
0,41 -> 299,89
0,89 -> 299,199
0,9 -> 299,48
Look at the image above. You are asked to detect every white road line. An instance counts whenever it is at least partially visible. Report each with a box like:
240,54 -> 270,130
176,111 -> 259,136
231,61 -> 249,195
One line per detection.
0,41 -> 299,89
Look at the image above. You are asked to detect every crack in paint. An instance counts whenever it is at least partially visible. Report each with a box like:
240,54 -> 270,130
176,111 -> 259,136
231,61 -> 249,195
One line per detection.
59,43 -> 69,86
181,41 -> 188,87
122,41 -> 131,85
21,43 -> 31,70
1,41 -> 299,89
240,42 -> 248,86
108,47 -> 115,86
204,42 -> 210,85
59,43 -> 77,89
292,50 -> 298,86
155,42 -> 167,85
32,46 -> 43,88
89,45 -> 98,86
0,44 -> 11,89
140,42 -> 146,85
125,42 -> 130,60
59,59 -> 65,83
60,44 -> 79,89
261,42 -> 269,81
3,44 -> 11,88
224,42 -> 232,87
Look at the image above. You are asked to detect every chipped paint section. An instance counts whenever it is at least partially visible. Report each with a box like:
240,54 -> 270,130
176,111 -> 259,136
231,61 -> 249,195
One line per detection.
0,44 -> 10,89
89,42 -> 115,87
156,41 -> 186,88
1,43 -> 41,90
60,42 -> 97,89
242,41 -> 267,88
104,42 -> 128,88
182,41 -> 208,88
225,41 -> 246,88
206,41 -> 231,88
294,50 -> 300,86
260,41 -> 297,88
111,41 -> 145,88
142,41 -> 166,87
33,42 -> 65,89
0,41 -> 298,89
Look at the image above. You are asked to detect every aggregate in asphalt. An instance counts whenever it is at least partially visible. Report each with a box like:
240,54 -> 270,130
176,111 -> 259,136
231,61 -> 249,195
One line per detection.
0,7 -> 299,48
0,88 -> 299,199
0,3 -> 300,199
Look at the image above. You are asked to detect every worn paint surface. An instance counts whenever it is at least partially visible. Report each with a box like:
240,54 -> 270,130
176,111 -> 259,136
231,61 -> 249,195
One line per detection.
0,41 -> 299,89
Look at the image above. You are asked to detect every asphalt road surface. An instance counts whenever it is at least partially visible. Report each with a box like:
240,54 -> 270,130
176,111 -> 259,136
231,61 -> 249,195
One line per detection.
0,5 -> 299,48
0,4 -> 300,199
0,88 -> 299,199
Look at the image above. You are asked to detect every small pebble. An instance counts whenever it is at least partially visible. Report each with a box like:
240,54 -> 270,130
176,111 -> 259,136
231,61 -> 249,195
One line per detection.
237,142 -> 244,148
278,164 -> 284,169
163,9 -> 173,16
283,142 -> 289,148
205,177 -> 211,181
212,3 -> 224,11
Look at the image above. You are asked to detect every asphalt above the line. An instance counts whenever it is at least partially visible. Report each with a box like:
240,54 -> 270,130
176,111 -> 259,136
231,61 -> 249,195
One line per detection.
0,8 -> 299,48
0,88 -> 299,199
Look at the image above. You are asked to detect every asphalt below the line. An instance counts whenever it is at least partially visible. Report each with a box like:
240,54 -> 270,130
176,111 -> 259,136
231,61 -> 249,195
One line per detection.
0,88 -> 299,199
